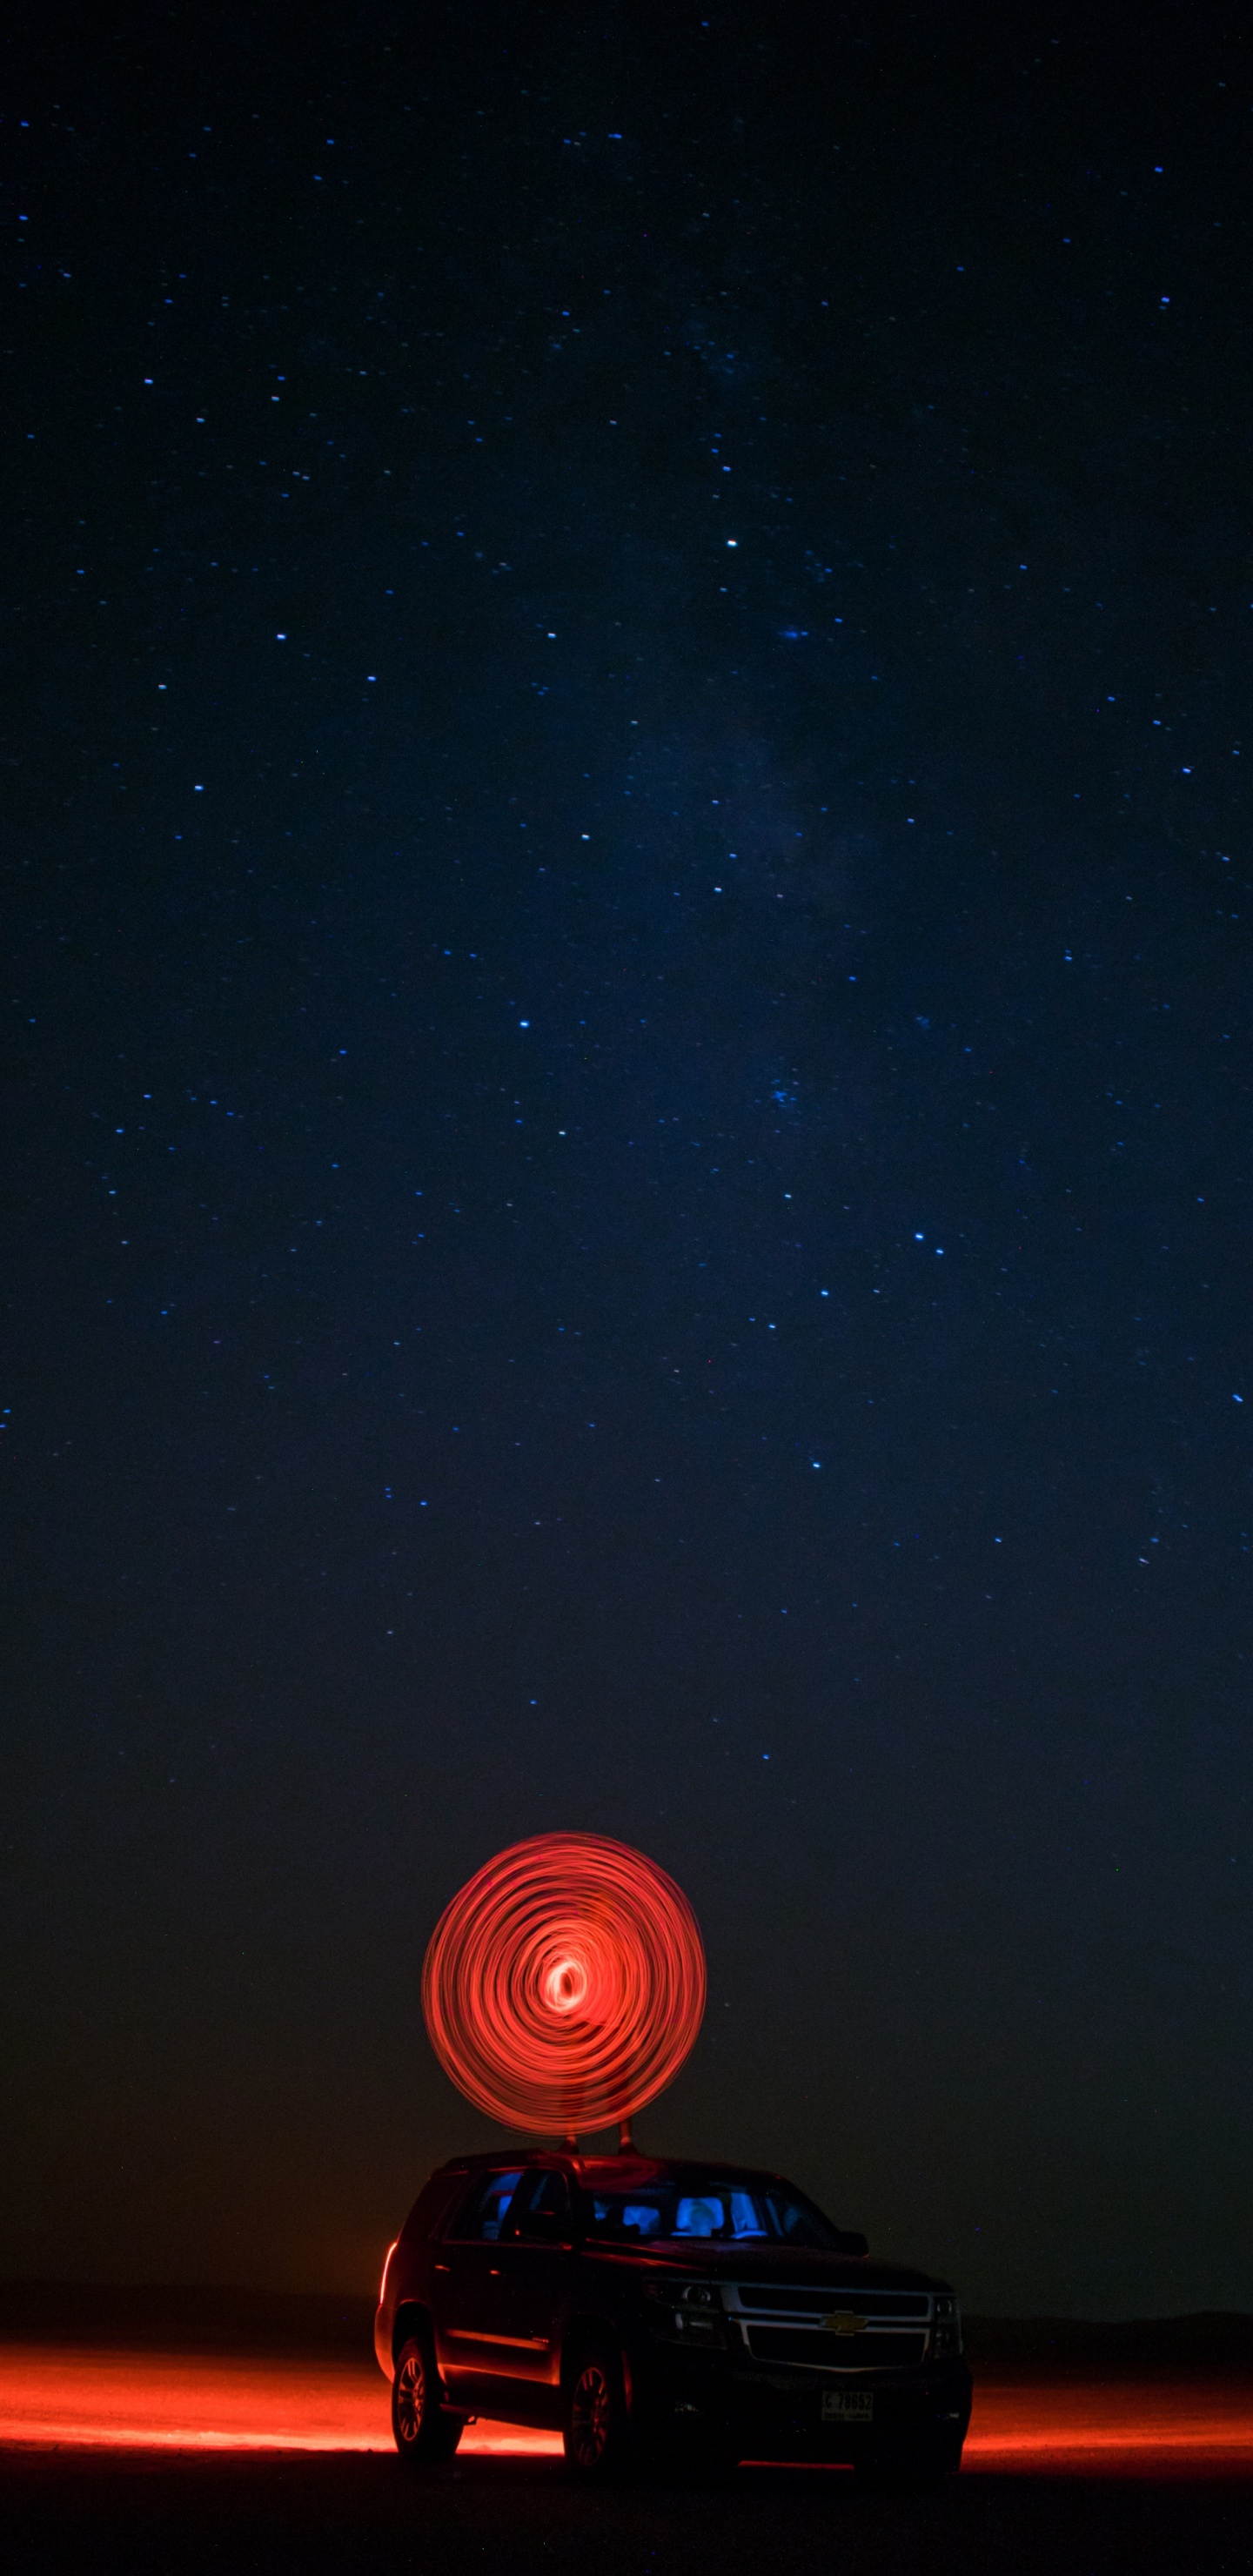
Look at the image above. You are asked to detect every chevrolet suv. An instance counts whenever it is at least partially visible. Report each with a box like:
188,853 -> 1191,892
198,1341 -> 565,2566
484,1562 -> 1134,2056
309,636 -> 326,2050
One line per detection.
375,2150 -> 970,2487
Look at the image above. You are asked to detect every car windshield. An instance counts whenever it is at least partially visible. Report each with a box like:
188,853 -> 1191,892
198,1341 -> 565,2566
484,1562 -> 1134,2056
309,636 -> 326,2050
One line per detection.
583,2176 -> 839,2249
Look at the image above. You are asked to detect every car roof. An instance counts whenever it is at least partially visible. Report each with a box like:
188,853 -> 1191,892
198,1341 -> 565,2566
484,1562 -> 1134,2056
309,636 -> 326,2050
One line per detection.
434,2150 -> 792,2189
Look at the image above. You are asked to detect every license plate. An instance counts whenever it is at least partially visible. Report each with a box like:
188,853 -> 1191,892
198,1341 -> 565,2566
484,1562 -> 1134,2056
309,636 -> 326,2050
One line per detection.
821,2390 -> 874,2424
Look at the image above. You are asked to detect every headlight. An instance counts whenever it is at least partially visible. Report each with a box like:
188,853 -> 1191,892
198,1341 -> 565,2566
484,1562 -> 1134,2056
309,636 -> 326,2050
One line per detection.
643,2278 -> 725,2338
930,2296 -> 962,2355
643,2277 -> 721,2308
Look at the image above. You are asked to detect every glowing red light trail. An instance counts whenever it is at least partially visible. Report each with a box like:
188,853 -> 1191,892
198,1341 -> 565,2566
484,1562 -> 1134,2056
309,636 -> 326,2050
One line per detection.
421,1832 -> 707,2133
1,2350 -> 1250,2471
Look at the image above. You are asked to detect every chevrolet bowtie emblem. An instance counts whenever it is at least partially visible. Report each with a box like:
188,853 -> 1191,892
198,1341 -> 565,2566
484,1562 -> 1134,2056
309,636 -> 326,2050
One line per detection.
826,2311 -> 868,2336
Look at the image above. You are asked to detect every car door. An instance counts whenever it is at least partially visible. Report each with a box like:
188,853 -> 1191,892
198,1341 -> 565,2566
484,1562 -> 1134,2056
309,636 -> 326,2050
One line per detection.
432,2167 -> 524,2398
493,2165 -> 576,2390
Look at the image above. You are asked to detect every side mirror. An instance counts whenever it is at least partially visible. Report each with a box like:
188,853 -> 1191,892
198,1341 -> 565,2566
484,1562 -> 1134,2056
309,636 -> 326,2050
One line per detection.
518,2208 -> 570,2243
837,2231 -> 868,2257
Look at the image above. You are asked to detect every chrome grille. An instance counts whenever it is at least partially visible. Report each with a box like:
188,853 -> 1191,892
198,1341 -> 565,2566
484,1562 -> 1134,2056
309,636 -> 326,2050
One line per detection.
734,2285 -> 928,2321
746,2324 -> 927,2371
725,2282 -> 935,2372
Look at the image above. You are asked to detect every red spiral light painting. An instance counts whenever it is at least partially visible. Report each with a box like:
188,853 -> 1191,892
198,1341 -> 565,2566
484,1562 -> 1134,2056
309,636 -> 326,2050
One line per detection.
421,1833 -> 707,2135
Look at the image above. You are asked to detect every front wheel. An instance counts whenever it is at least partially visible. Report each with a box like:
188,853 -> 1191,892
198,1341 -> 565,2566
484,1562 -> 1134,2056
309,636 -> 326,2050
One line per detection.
392,2332 -> 463,2464
854,2445 -> 949,2495
563,2341 -> 631,2480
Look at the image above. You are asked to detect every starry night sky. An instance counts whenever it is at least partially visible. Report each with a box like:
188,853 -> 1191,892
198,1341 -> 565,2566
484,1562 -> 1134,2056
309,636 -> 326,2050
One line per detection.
4,4 -> 1251,2320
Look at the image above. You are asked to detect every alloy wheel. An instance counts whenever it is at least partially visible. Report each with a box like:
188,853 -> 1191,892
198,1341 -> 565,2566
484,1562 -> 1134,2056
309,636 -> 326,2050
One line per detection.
569,2359 -> 613,2469
394,2348 -> 426,2446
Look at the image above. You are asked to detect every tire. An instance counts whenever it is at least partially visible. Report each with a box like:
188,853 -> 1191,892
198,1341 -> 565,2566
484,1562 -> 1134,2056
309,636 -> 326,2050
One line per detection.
392,2331 -> 463,2464
699,2430 -> 741,2482
672,2428 -> 740,2487
854,2445 -> 948,2495
563,2338 -> 632,2480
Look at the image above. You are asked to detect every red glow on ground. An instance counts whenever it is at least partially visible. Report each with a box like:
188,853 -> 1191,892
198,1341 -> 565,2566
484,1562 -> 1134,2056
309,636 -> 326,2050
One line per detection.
0,2347 -> 558,2455
2,2348 -> 1251,2472
422,1832 -> 707,2131
963,2380 -> 1253,2472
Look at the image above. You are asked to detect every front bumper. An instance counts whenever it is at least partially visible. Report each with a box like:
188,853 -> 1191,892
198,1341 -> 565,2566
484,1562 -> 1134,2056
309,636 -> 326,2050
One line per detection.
634,2338 -> 973,2464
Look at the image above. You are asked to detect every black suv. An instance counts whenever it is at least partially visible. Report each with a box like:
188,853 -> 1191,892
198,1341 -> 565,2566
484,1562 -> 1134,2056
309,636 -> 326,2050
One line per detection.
375,2150 -> 971,2486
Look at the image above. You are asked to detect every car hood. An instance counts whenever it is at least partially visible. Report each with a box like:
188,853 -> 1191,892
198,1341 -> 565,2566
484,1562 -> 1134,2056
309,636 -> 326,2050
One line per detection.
602,2244 -> 950,2295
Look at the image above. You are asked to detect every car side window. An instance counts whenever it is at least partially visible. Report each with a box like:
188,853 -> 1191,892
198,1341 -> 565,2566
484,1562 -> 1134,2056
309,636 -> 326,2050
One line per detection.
674,2195 -> 725,2237
762,2189 -> 834,2249
586,2195 -> 665,2240
502,2166 -> 571,2242
447,2169 -> 524,2242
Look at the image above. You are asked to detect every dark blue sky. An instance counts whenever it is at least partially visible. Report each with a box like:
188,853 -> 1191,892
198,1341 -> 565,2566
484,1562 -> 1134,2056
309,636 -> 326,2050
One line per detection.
3,2 -> 1250,2318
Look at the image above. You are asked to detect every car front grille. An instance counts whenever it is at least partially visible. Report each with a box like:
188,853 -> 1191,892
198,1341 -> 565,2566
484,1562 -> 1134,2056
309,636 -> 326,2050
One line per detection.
744,2324 -> 928,2372
734,2285 -> 929,2321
